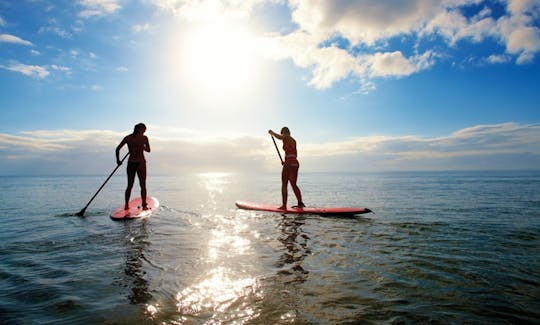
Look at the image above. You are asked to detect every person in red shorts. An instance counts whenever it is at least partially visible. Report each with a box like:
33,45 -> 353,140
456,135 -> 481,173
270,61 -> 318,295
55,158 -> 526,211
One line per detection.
116,123 -> 151,210
269,127 -> 306,210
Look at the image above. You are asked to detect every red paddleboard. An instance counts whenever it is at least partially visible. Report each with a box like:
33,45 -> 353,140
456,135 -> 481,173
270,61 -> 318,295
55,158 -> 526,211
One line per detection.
235,201 -> 371,216
110,197 -> 159,220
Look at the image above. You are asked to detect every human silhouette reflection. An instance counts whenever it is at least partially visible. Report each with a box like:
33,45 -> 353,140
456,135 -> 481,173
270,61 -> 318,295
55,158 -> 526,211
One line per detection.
123,220 -> 151,304
276,214 -> 310,283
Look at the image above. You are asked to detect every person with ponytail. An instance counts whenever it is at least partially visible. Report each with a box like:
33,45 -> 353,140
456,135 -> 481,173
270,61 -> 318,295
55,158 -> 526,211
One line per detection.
268,127 -> 305,210
115,123 -> 151,210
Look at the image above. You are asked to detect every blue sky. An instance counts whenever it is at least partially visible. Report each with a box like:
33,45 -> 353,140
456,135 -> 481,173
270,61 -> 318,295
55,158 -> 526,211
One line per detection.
1,0 -> 539,175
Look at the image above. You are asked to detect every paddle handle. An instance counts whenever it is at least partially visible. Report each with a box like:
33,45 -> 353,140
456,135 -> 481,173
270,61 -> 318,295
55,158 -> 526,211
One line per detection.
271,135 -> 283,164
79,152 -> 129,214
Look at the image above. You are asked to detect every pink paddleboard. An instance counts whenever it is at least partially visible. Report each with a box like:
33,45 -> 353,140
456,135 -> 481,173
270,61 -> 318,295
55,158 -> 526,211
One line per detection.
110,196 -> 159,220
235,201 -> 371,216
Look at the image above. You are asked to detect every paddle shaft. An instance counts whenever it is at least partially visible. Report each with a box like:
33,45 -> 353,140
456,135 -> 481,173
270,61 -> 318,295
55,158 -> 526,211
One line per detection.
76,152 -> 129,216
271,135 -> 283,164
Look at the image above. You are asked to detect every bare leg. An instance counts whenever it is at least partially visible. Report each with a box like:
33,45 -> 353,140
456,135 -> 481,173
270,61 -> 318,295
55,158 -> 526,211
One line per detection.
279,166 -> 288,209
137,163 -> 148,209
291,183 -> 303,206
125,163 -> 136,209
289,165 -> 304,207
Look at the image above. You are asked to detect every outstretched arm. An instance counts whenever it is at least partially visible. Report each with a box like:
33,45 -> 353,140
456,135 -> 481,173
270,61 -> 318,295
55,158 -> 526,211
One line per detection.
268,129 -> 283,140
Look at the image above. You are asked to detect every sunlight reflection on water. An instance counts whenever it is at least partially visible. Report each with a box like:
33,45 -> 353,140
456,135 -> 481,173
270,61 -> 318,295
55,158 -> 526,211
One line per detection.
175,267 -> 261,321
198,172 -> 231,196
208,223 -> 252,260
172,173 -> 263,323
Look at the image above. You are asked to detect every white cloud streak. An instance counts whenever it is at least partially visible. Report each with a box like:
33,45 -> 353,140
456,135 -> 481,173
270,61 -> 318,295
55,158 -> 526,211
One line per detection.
132,23 -> 151,32
79,0 -> 121,18
0,34 -> 34,46
1,63 -> 50,78
1,123 -> 539,175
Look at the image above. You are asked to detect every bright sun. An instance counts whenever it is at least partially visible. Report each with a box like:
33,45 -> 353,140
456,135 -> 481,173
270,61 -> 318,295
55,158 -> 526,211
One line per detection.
172,18 -> 263,102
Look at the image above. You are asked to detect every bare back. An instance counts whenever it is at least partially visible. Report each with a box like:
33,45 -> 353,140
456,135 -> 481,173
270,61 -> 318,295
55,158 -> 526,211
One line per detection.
124,134 -> 150,163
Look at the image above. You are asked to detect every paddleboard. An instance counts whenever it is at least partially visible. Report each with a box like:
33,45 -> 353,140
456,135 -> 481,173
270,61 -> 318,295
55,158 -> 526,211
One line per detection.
235,201 -> 371,216
110,196 -> 159,220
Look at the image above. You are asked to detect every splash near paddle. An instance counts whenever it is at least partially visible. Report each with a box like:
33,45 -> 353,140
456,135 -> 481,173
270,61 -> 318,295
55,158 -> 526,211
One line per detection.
235,201 -> 371,216
110,196 -> 159,220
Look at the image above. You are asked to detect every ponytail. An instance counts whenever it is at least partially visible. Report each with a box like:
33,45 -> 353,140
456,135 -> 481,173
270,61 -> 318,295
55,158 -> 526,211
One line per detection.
132,123 -> 146,135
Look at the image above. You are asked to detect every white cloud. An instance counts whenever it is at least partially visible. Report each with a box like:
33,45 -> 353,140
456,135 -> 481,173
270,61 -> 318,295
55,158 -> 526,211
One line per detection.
487,54 -> 510,64
1,123 -> 539,175
132,23 -> 151,32
150,0 -> 266,20
300,122 -> 540,171
1,62 -> 73,78
0,16 -> 6,26
267,1 -> 540,91
289,0 -> 443,46
79,0 -> 121,18
0,34 -> 34,46
1,63 -> 49,78
507,0 -> 540,15
368,51 -> 435,78
38,26 -> 73,39
0,133 -> 69,151
502,24 -> 540,64
50,64 -> 71,72
265,31 -> 436,89
267,31 -> 360,89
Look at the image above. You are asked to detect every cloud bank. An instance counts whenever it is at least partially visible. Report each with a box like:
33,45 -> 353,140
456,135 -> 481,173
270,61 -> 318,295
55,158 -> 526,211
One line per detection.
1,123 -> 538,175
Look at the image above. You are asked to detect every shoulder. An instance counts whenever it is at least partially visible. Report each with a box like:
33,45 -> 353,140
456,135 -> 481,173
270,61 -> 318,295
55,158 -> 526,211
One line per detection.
285,135 -> 296,143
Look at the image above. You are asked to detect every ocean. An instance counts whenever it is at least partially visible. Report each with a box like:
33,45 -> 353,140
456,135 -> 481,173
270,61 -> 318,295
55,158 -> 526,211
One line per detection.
1,171 -> 539,324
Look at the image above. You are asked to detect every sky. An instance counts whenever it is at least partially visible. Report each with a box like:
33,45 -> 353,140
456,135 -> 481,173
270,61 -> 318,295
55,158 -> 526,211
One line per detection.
1,0 -> 539,175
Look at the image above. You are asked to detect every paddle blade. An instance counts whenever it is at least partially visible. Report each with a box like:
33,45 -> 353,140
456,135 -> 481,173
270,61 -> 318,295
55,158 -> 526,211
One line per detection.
75,208 -> 86,217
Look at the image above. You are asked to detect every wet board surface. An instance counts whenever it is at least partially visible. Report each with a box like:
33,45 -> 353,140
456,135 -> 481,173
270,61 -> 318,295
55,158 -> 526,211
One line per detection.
235,201 -> 371,216
110,196 -> 159,220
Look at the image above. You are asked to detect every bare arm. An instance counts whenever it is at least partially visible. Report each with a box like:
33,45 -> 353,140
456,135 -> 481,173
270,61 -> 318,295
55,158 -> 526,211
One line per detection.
268,129 -> 283,140
115,137 -> 128,165
144,136 -> 151,153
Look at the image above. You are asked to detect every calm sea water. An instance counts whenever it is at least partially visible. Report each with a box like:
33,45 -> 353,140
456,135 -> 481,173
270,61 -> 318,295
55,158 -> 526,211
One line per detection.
1,171 -> 539,324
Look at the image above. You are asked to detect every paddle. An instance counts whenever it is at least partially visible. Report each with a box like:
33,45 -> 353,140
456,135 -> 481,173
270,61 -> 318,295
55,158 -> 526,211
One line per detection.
271,135 -> 283,164
75,152 -> 129,216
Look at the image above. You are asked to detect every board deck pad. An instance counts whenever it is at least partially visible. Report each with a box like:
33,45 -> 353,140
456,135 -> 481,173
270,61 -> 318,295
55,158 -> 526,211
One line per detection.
235,201 -> 371,216
111,196 -> 159,220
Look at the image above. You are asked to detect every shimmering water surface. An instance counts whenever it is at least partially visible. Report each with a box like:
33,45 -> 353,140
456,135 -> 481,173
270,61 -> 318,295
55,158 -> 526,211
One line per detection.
1,171 -> 539,324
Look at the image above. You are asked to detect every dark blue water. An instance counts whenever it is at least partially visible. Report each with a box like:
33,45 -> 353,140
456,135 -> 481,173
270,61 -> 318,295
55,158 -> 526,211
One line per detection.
1,171 -> 539,324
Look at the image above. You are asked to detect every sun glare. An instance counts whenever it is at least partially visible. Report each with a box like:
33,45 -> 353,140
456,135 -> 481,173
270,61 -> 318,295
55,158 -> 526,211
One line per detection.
172,19 -> 263,102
